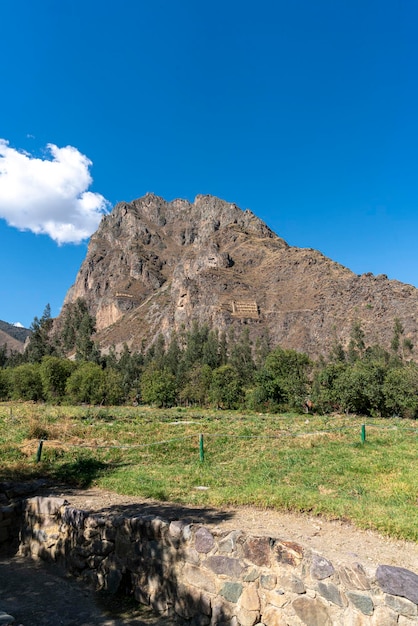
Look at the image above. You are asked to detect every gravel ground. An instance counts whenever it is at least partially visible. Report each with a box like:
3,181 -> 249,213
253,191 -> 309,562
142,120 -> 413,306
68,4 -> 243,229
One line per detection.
0,553 -> 177,626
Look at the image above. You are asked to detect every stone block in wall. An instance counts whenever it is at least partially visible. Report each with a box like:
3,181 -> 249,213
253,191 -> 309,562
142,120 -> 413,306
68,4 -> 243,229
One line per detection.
103,566 -> 123,594
384,593 -> 418,617
345,591 -> 374,615
195,527 -> 215,553
174,583 -> 211,619
211,598 -> 234,625
26,496 -> 68,518
343,608 -> 373,626
149,516 -> 169,539
90,538 -> 114,557
277,572 -> 305,594
205,555 -> 245,579
261,605 -> 288,626
150,587 -> 171,614
376,565 -> 418,605
292,595 -> 333,626
260,574 -> 276,589
236,605 -> 260,626
87,554 -> 106,569
310,553 -> 335,580
184,563 -> 216,594
339,563 -> 371,590
169,519 -> 192,541
243,568 -> 259,582
316,580 -> 345,607
370,605 -> 400,626
398,616 -> 418,626
185,546 -> 200,565
131,570 -> 151,604
272,540 -> 303,567
243,536 -> 271,567
219,582 -> 243,603
239,585 -> 260,612
61,506 -> 88,529
114,531 -> 133,560
218,530 -> 242,554
102,525 -> 117,542
259,589 -> 288,610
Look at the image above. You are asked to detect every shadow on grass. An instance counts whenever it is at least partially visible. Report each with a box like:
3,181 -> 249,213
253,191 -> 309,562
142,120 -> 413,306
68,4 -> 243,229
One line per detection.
0,458 -> 121,489
49,457 -> 112,488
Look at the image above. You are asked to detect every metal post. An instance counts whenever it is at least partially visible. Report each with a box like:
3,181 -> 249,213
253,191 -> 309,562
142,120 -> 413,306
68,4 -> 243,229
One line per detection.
361,424 -> 366,444
36,439 -> 44,462
199,434 -> 204,462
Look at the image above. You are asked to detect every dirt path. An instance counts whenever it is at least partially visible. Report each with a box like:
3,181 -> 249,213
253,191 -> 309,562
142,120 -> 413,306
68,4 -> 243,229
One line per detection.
0,553 -> 177,626
45,486 -> 418,574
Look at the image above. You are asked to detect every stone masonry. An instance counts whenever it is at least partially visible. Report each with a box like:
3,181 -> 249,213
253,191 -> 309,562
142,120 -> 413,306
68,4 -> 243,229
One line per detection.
17,496 -> 418,625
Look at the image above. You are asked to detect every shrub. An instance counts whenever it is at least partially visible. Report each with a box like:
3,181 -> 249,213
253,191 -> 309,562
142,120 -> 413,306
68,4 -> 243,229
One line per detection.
9,363 -> 43,401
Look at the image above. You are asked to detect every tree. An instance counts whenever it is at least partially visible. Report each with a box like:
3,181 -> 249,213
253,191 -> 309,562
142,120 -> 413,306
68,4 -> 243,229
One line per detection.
9,363 -> 43,401
312,362 -> 347,414
254,329 -> 271,369
140,363 -> 177,408
164,332 -> 182,376
391,317 -> 404,355
183,321 -> 209,369
210,364 -> 243,409
75,311 -> 99,362
391,318 -> 413,361
333,360 -> 387,416
25,304 -> 56,363
179,364 -> 212,406
0,344 -> 8,368
383,363 -> 418,418
255,347 -> 311,411
115,344 -> 144,401
202,329 -> 220,370
39,356 -> 75,402
328,340 -> 346,363
347,320 -> 365,363
0,369 -> 10,400
65,362 -> 117,404
229,328 -> 256,385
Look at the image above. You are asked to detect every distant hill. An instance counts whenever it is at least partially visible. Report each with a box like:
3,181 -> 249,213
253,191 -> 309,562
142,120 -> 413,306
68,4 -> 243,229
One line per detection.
58,193 -> 418,359
0,321 -> 31,353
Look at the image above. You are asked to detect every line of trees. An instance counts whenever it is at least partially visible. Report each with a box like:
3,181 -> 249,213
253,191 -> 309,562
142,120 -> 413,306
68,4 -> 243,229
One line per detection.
1,302 -> 417,417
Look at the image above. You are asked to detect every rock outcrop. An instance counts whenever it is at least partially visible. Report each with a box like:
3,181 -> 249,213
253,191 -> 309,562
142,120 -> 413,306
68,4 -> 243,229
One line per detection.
60,193 -> 418,358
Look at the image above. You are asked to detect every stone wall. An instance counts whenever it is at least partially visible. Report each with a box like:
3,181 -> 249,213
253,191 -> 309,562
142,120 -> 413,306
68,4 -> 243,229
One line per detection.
19,496 -> 418,625
0,480 -> 47,552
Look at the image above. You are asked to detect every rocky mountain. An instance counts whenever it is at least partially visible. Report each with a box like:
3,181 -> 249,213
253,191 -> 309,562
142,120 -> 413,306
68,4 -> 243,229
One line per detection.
0,321 -> 31,353
60,193 -> 418,359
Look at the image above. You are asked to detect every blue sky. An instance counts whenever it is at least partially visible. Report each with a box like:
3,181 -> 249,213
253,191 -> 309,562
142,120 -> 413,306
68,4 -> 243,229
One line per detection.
1,0 -> 418,328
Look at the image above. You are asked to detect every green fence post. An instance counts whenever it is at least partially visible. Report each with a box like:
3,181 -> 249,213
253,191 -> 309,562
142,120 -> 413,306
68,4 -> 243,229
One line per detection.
36,439 -> 44,462
199,434 -> 204,462
361,424 -> 366,444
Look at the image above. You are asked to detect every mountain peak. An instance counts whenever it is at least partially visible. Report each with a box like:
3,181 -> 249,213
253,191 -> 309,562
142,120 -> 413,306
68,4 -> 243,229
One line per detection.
59,194 -> 418,359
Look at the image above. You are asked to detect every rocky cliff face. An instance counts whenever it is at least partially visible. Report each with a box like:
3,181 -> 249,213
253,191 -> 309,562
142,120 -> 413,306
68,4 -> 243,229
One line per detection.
60,193 -> 418,358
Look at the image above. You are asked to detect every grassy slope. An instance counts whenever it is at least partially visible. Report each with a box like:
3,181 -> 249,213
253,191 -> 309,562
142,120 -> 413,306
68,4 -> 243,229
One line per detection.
1,402 -> 417,541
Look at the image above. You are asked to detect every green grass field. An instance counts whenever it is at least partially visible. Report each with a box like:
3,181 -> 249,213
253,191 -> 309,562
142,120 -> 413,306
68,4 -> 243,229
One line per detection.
1,402 -> 417,541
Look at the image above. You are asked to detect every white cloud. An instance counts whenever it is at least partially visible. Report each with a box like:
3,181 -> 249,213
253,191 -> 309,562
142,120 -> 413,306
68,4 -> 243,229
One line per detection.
13,322 -> 24,328
0,139 -> 110,244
